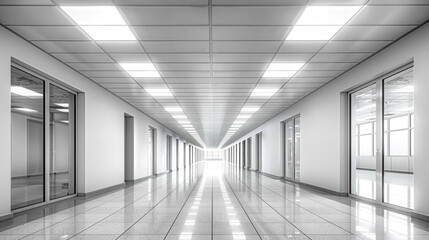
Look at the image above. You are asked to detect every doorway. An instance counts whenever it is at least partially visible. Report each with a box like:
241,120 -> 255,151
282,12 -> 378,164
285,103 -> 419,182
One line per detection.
148,126 -> 157,175
166,135 -> 172,171
284,116 -> 301,181
242,140 -> 246,168
255,132 -> 262,171
246,137 -> 252,169
124,114 -> 134,182
349,65 -> 414,209
176,139 -> 179,170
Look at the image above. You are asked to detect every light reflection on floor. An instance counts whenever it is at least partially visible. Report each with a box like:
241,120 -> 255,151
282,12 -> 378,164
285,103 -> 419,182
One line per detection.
1,161 -> 428,240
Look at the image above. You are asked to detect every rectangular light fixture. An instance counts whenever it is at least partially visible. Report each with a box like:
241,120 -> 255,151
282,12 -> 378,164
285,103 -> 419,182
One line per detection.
119,63 -> 157,71
178,120 -> 190,124
145,88 -> 172,97
57,109 -> 69,113
286,26 -> 341,41
241,107 -> 260,113
267,63 -> 305,71
172,115 -> 187,119
126,71 -> 161,78
236,114 -> 252,119
14,107 -> 37,113
234,120 -> 247,124
164,107 -> 183,113
263,71 -> 297,78
181,124 -> 193,128
60,6 -> 126,25
251,88 -> 279,97
60,6 -> 137,41
296,6 -> 362,26
81,26 -> 136,41
11,86 -> 42,97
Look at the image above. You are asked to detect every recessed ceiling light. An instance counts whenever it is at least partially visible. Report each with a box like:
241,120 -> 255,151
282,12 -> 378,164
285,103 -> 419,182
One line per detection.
229,128 -> 239,130
13,107 -> 37,113
119,63 -> 156,71
61,120 -> 69,124
263,71 -> 297,78
60,6 -> 126,25
251,88 -> 279,97
267,63 -> 305,71
231,124 -> 243,128
182,124 -> 193,128
11,86 -> 42,97
57,109 -> 69,113
164,107 -> 183,112
286,26 -> 342,41
234,120 -> 247,124
296,6 -> 362,26
145,88 -> 173,97
178,120 -> 190,124
241,107 -> 260,113
172,115 -> 187,119
127,71 -> 160,78
81,26 -> 136,41
236,114 -> 252,119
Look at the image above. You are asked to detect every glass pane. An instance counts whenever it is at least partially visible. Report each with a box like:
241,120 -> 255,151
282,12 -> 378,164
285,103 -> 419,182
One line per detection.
360,123 -> 373,135
11,67 -> 45,209
350,84 -> 376,200
294,117 -> 301,181
49,84 -> 76,200
285,120 -> 294,179
390,130 -> 408,156
383,68 -> 414,209
359,135 -> 373,156
390,115 -> 408,131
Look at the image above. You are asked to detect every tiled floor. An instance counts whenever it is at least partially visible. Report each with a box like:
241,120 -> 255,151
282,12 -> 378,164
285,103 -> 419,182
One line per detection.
1,161 -> 429,240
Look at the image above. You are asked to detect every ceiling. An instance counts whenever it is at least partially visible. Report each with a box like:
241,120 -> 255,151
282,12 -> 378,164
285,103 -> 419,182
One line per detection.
1,0 -> 428,149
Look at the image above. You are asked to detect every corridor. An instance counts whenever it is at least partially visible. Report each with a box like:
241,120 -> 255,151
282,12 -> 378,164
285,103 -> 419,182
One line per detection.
1,161 -> 429,240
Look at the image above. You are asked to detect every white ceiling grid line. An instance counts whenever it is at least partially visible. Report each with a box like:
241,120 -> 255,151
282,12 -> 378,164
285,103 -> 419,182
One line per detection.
0,0 -> 428,148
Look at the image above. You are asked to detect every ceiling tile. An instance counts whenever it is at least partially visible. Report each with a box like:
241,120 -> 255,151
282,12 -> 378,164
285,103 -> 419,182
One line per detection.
8,26 -> 89,41
212,26 -> 289,40
142,41 -> 209,53
212,6 -> 303,25
213,41 -> 282,53
212,0 -> 305,5
279,41 -> 325,53
310,53 -> 372,63
213,54 -> 273,63
333,26 -> 417,41
115,0 -> 208,5
0,6 -> 73,25
33,41 -> 103,53
98,41 -> 144,53
52,53 -> 114,63
133,26 -> 209,40
110,53 -> 150,62
320,41 -> 392,53
349,6 -> 429,25
121,6 -> 209,25
150,54 -> 210,62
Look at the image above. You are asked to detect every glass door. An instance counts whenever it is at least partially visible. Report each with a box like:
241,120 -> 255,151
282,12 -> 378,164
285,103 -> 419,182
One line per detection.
49,84 -> 76,200
349,65 -> 414,209
284,116 -> 300,181
350,84 -> 378,200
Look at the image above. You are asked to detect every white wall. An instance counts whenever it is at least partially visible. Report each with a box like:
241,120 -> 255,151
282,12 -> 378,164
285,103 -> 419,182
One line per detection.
224,23 -> 429,216
0,25 -> 198,219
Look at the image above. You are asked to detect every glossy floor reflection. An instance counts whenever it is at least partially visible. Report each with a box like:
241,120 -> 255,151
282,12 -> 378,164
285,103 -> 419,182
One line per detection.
1,161 -> 429,239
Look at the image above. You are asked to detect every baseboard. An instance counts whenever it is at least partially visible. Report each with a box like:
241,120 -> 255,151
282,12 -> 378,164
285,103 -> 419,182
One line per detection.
125,175 -> 152,184
0,213 -> 13,222
77,182 -> 125,198
259,171 -> 282,180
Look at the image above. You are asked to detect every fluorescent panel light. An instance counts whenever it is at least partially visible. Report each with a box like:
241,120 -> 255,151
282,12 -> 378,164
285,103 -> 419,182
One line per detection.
55,103 -> 69,107
182,124 -> 193,128
393,86 -> 414,93
14,107 -> 37,113
60,6 -> 126,25
286,26 -> 341,40
127,71 -> 160,78
57,109 -> 69,113
61,120 -> 69,124
241,107 -> 260,113
11,86 -> 42,97
119,63 -> 156,71
229,128 -> 239,130
172,115 -> 187,119
178,120 -> 190,124
164,107 -> 183,113
145,89 -> 172,97
234,120 -> 247,124
296,6 -> 362,25
81,26 -> 136,41
251,88 -> 279,97
236,114 -> 252,119
267,63 -> 305,71
263,71 -> 297,78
